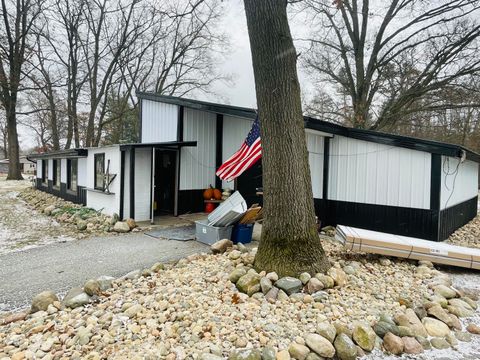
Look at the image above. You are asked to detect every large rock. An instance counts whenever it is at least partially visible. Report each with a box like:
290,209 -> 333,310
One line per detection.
260,277 -> 273,294
236,272 -> 261,296
307,278 -> 324,294
83,279 -> 102,296
317,322 -> 336,343
31,291 -> 59,313
460,296 -> 478,310
305,333 -> 336,358
467,323 -> 480,334
275,277 -> 303,295
211,239 -> 233,254
97,275 -> 115,291
62,287 -> 90,308
288,343 -> 310,360
265,287 -> 279,302
126,218 -> 136,229
422,317 -> 450,337
449,298 -> 474,310
327,268 -> 347,287
403,309 -> 428,337
402,337 -> 423,354
447,305 -> 473,318
44,204 -> 56,215
374,321 -> 400,338
430,337 -> 450,349
229,268 -> 247,283
383,332 -> 403,355
315,274 -> 334,289
333,333 -> 357,360
352,322 -> 376,351
311,291 -> 329,303
434,285 -> 457,299
113,221 -> 130,233
427,305 -> 454,327
229,349 -> 261,360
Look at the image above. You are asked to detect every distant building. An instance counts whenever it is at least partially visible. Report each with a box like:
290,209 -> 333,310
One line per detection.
0,156 -> 37,175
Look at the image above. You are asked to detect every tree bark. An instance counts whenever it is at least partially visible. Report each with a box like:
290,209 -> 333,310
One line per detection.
244,0 -> 330,276
6,104 -> 22,180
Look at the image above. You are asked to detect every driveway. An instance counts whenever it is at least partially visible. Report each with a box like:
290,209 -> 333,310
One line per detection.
0,234 -> 208,313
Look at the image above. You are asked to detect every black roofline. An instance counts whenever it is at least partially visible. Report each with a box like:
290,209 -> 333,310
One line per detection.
28,148 -> 88,160
119,141 -> 197,150
137,92 -> 480,163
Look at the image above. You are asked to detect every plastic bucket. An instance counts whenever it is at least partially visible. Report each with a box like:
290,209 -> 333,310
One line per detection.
231,223 -> 254,244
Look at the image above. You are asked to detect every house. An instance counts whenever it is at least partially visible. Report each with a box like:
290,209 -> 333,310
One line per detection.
0,156 -> 36,174
28,93 -> 479,242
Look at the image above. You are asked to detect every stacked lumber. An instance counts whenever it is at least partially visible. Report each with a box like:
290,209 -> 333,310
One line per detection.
336,225 -> 480,270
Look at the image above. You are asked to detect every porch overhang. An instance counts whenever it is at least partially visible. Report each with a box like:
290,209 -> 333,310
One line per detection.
119,141 -> 197,151
27,148 -> 88,160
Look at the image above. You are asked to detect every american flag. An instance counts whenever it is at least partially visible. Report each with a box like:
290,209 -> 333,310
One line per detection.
216,116 -> 262,181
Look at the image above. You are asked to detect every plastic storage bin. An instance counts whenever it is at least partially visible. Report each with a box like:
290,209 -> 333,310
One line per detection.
195,219 -> 233,245
231,223 -> 254,244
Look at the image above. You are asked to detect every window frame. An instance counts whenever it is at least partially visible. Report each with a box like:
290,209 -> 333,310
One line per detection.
42,159 -> 48,184
52,159 -> 61,188
67,158 -> 78,193
94,153 -> 105,191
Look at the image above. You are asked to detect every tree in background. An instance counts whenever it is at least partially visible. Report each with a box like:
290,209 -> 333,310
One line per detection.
244,0 -> 330,276
301,0 -> 480,130
101,94 -> 138,145
0,0 -> 43,179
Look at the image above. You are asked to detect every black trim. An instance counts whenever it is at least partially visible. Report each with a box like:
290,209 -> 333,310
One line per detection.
29,148 -> 88,160
149,148 -> 154,221
315,199 -> 440,241
323,137 -> 330,200
135,92 -> 479,163
138,99 -> 143,143
430,154 -> 441,210
439,196 -> 478,240
177,190 -> 204,214
35,179 -> 86,205
215,113 -> 223,190
177,106 -> 184,142
130,149 -> 135,219
119,141 -> 196,151
119,150 -> 125,220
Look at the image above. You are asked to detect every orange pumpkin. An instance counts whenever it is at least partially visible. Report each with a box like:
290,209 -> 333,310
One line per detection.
203,186 -> 214,200
213,188 -> 222,200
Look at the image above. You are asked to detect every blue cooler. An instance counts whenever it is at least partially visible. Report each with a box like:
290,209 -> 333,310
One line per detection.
231,223 -> 254,244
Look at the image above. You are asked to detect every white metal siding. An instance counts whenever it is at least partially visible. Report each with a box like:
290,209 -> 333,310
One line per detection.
134,148 -> 152,221
440,157 -> 478,209
85,146 -> 120,216
180,108 -> 216,190
77,158 -> 87,187
221,115 -> 254,189
328,135 -> 431,209
48,159 -> 53,180
141,99 -> 178,143
306,132 -> 324,199
36,160 -> 42,179
123,149 -> 130,219
60,159 -> 67,183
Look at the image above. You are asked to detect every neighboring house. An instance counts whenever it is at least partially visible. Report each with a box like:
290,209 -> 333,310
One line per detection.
0,156 -> 36,174
29,93 -> 480,241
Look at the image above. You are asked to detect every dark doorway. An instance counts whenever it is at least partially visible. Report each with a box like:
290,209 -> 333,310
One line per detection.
154,149 -> 177,215
236,160 -> 263,206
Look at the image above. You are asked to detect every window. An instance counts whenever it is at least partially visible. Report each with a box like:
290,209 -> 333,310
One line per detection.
67,159 -> 78,192
42,160 -> 48,184
52,160 -> 60,188
94,153 -> 105,190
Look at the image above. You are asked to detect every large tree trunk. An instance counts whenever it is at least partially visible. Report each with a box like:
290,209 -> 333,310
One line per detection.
6,104 -> 23,180
244,0 -> 330,276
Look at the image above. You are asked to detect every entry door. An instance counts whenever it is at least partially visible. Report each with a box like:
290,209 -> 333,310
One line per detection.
154,150 -> 177,214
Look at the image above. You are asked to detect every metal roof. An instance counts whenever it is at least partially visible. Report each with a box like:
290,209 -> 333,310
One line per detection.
27,148 -> 88,160
119,141 -> 197,150
137,92 -> 480,163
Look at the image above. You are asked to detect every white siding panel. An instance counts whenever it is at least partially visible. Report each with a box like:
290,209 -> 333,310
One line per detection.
86,146 -> 120,216
77,158 -> 87,187
48,159 -> 53,180
36,159 -> 42,179
141,99 -> 178,143
306,132 -> 324,199
328,136 -> 431,209
60,159 -> 67,183
221,115 -> 254,189
180,108 -> 216,190
440,157 -> 478,209
134,148 -> 152,221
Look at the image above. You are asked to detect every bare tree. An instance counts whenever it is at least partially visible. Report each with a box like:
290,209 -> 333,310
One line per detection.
0,0 -> 43,179
244,0 -> 330,276
0,109 -> 7,158
301,0 -> 480,130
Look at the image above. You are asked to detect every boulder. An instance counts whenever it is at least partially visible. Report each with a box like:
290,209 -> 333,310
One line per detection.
305,354 -> 322,360
402,337 -> 423,354
305,333 -> 335,358
275,277 -> 303,295
236,272 -> 261,296
306,278 -> 324,294
415,336 -> 431,350
374,321 -> 400,338
126,218 -> 136,229
228,349 -> 261,360
260,277 -> 273,294
150,262 -> 165,273
77,220 -> 87,231
83,279 -> 102,296
448,314 -> 462,330
229,268 -> 247,283
96,276 -> 114,291
383,332 -> 403,355
299,272 -> 311,285
265,287 -> 279,303
460,296 -> 478,310
288,342 -> 310,360
446,333 -> 458,346
430,337 -> 450,349
333,333 -> 357,360
261,347 -> 276,360
276,350 -> 291,360
434,285 -> 457,299
315,274 -> 334,289
327,268 -> 347,286
455,331 -> 473,342
31,291 -> 59,313
211,239 -> 233,254
427,305 -> 454,327
62,287 -> 90,308
422,317 -> 450,337
403,309 -> 428,337
397,326 -> 414,337
352,322 -> 376,351
311,291 -> 329,303
199,354 -> 223,360
466,323 -> 480,334
44,204 -> 56,215
113,221 -> 130,233
317,322 -> 336,343
446,304 -> 473,318
449,298 -> 474,310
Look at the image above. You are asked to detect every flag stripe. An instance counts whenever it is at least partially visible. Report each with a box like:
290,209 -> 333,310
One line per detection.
216,138 -> 261,177
220,140 -> 261,179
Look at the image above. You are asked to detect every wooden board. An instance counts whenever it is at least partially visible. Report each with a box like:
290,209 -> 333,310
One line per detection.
336,225 -> 480,270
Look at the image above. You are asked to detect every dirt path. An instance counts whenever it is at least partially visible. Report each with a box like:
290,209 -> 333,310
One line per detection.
0,177 -> 78,255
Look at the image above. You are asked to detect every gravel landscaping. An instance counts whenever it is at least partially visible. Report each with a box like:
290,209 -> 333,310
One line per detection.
446,213 -> 480,249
